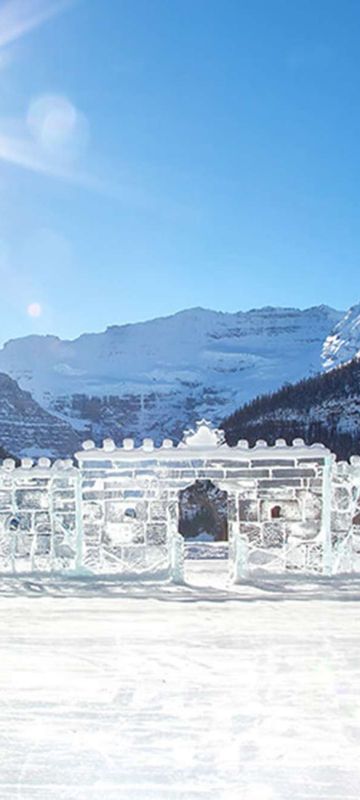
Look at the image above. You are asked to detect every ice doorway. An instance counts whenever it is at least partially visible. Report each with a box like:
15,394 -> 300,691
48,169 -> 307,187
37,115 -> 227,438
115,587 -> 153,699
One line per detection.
179,480 -> 228,558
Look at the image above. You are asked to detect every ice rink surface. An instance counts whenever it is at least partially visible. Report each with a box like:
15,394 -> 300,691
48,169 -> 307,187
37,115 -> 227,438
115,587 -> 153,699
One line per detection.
0,561 -> 360,800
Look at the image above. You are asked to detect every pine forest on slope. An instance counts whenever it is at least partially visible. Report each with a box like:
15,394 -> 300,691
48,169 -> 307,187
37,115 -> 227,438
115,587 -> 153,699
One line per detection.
222,357 -> 360,461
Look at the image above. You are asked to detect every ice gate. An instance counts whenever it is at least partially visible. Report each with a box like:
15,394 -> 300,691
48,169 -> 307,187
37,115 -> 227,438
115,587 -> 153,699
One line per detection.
0,420 -> 360,581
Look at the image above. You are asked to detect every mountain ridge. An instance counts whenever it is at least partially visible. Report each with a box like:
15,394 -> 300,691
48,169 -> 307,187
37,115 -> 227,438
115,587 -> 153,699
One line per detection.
0,303 -> 348,457
2,303 -> 341,349
323,302 -> 360,369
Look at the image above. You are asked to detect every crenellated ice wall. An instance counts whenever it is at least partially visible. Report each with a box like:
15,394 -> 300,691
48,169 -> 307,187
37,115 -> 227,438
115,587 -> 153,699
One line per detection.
0,420 -> 359,581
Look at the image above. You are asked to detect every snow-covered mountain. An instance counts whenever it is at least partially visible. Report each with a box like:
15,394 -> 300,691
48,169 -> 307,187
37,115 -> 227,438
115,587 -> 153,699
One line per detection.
0,372 -> 81,458
323,303 -> 360,369
0,305 -> 342,454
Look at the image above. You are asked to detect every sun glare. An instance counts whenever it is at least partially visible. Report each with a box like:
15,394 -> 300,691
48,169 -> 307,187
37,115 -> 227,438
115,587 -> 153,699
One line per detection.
27,302 -> 42,318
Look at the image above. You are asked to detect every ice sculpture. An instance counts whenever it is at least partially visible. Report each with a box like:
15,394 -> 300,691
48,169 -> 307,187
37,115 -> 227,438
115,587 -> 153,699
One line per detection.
0,420 -> 359,580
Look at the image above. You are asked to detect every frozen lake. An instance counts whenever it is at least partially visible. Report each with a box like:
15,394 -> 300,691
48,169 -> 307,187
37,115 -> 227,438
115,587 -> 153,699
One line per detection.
0,563 -> 360,799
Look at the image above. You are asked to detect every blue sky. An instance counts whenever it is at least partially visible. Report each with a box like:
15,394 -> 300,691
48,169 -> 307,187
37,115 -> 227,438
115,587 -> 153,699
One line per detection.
0,0 -> 359,342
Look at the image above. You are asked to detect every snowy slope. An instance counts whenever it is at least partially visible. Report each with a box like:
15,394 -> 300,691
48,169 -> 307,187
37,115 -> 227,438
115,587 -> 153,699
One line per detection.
222,356 -> 360,459
323,302 -> 360,369
0,305 -> 342,450
0,372 -> 82,458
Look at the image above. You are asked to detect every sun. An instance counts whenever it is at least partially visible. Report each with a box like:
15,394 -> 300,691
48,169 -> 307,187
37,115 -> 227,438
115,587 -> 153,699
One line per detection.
27,302 -> 42,318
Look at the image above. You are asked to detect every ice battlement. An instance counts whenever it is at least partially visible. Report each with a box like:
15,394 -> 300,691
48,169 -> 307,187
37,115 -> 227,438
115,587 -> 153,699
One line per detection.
0,420 -> 359,581
75,420 -> 331,462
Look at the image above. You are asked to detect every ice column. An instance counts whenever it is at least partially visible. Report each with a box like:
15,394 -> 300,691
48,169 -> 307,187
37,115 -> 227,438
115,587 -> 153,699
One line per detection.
74,471 -> 85,573
170,524 -> 185,584
230,498 -> 249,584
232,533 -> 249,583
321,453 -> 333,575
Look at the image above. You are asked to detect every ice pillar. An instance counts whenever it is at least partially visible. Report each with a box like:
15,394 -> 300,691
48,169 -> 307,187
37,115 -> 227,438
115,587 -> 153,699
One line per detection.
170,525 -> 185,585
321,454 -> 333,575
74,471 -> 85,573
230,495 -> 249,583
232,534 -> 249,583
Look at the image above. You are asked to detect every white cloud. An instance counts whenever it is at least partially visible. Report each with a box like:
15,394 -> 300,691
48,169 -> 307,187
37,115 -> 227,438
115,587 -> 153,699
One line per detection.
0,0 -> 73,49
0,2 -> 95,187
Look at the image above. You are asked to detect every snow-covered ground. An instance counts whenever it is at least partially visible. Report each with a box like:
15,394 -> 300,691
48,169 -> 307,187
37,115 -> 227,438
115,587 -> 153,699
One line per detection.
1,562 -> 360,799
